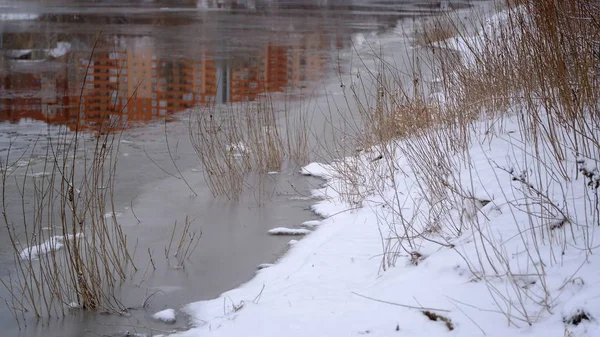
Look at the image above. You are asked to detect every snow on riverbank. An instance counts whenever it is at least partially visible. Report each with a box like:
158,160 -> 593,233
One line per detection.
167,113 -> 600,337
165,6 -> 599,337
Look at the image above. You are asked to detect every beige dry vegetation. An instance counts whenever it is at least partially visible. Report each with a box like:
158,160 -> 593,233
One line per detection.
189,93 -> 312,200
1,122 -> 135,325
4,0 -> 597,329
324,0 -> 600,326
414,15 -> 459,47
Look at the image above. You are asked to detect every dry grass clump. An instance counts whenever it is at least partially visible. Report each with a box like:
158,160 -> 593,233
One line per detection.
563,309 -> 592,326
444,0 -> 599,125
164,216 -> 201,270
422,310 -> 454,331
414,15 -> 458,46
332,0 -> 599,326
190,93 -> 309,199
1,122 -> 135,325
371,95 -> 438,143
190,97 -> 282,199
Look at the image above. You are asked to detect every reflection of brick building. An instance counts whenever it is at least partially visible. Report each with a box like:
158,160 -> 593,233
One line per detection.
125,38 -> 154,123
0,73 -> 44,122
154,59 -> 195,116
230,54 -> 265,102
288,33 -> 326,85
265,45 -> 288,92
1,32 -> 327,132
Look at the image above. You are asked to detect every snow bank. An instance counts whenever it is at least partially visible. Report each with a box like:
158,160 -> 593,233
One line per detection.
20,233 -> 84,260
434,9 -> 516,65
152,308 -> 176,324
266,227 -> 311,236
169,111 -> 600,337
167,6 -> 600,337
256,264 -> 273,270
300,162 -> 332,178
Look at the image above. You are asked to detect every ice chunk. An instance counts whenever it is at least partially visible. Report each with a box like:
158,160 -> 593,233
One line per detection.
301,220 -> 321,228
20,233 -> 84,260
267,227 -> 311,236
152,308 -> 176,324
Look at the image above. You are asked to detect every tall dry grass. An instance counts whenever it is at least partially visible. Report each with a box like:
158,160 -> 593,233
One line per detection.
0,46 -> 138,325
189,92 -> 311,200
321,0 -> 599,326
184,0 -> 598,325
1,124 -> 136,325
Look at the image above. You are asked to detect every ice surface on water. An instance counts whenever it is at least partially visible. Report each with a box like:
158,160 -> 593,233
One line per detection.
0,13 -> 38,21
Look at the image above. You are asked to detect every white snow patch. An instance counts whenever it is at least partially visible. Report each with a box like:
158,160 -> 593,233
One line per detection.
257,263 -> 274,270
288,196 -> 313,201
434,9 -> 515,65
352,33 -> 366,48
267,227 -> 311,236
152,308 -> 176,324
227,142 -> 248,157
288,240 -> 298,245
15,160 -> 30,167
300,220 -> 321,228
104,212 -> 123,219
68,302 -> 83,309
300,162 -> 331,178
26,171 -> 50,177
20,233 -> 84,260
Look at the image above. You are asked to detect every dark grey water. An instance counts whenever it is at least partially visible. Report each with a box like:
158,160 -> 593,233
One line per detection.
0,1 -> 483,336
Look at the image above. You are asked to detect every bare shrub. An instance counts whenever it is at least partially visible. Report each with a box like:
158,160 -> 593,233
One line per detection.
189,93 -> 310,200
1,122 -> 135,323
330,0 -> 599,327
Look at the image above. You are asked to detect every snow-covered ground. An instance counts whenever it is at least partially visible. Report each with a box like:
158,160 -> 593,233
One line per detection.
161,6 -> 600,337
162,110 -> 600,337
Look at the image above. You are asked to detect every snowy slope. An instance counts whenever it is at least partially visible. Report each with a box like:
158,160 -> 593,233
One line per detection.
164,6 -> 600,337
164,110 -> 600,337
